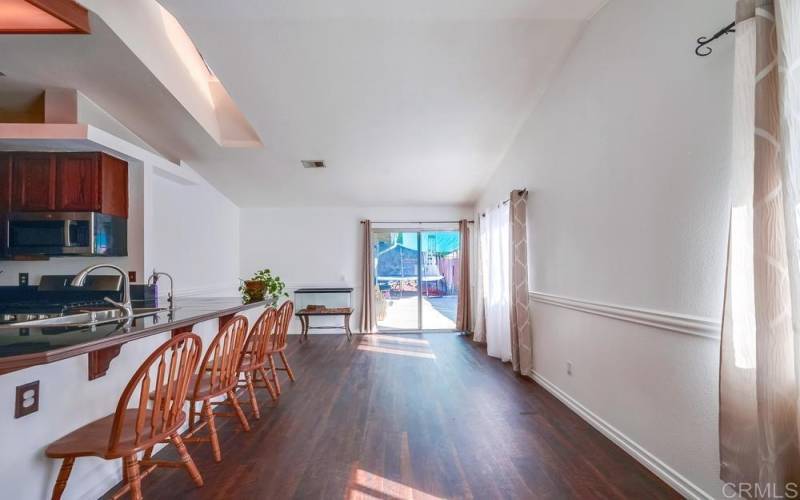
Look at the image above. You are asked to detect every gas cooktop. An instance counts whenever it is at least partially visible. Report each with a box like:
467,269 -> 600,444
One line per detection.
0,274 -> 124,325
0,299 -> 111,325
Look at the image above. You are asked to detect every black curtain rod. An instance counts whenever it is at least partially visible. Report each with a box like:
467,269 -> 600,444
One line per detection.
696,21 -> 735,56
361,220 -> 474,224
480,188 -> 528,217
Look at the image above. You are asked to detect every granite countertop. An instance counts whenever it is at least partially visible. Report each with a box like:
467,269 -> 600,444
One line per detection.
0,297 -> 268,374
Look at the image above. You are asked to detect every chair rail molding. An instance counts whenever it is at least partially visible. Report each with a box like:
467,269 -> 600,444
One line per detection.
529,291 -> 721,340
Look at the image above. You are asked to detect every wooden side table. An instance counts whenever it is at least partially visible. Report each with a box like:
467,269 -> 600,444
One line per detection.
296,306 -> 353,342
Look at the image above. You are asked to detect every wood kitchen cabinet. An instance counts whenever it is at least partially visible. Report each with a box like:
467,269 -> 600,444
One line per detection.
55,152 -> 128,217
56,153 -> 98,212
11,153 -> 56,211
8,152 -> 128,217
0,153 -> 11,214
0,153 -> 10,253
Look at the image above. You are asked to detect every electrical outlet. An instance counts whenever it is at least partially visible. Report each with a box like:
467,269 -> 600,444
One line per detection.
128,271 -> 136,283
566,362 -> 573,376
18,272 -> 28,287
15,381 -> 39,418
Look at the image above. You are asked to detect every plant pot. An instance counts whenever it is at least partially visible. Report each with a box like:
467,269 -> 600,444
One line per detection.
244,280 -> 266,301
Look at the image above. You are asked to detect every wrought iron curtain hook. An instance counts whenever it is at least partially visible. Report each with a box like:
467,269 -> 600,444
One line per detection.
696,21 -> 736,56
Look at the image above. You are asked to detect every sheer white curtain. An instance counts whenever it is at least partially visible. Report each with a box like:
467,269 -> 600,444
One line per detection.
480,202 -> 511,361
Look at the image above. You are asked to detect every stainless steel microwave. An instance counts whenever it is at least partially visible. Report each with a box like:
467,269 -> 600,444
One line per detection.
4,212 -> 127,257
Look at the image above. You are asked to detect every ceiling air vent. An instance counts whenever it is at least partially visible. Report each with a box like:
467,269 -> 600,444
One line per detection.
301,160 -> 326,169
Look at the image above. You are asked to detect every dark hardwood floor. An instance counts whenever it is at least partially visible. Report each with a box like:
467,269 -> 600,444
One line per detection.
117,333 -> 680,499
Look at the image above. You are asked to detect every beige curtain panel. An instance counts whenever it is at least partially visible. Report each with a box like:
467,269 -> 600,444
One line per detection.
472,214 -> 487,343
455,219 -> 472,332
360,220 -> 377,333
509,190 -> 532,374
719,0 -> 800,491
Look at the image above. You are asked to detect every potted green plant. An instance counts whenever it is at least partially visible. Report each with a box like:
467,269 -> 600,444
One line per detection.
239,269 -> 289,304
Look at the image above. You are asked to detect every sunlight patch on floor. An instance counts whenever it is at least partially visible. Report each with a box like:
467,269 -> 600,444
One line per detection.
357,344 -> 436,359
362,335 -> 431,346
357,335 -> 436,359
348,469 -> 445,500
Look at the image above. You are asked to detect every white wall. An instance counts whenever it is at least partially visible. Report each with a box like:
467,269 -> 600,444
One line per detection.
240,205 -> 472,332
145,167 -> 240,296
477,0 -> 733,497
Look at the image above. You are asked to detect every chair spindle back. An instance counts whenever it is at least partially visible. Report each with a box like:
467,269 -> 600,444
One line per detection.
245,307 -> 278,366
271,300 -> 294,351
194,315 -> 249,400
110,333 -> 202,454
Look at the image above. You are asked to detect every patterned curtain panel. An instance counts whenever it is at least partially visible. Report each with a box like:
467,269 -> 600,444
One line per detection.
455,219 -> 472,332
719,0 -> 800,491
360,220 -> 377,333
509,190 -> 532,374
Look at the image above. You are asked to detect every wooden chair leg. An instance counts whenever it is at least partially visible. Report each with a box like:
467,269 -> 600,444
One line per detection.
123,455 -> 143,500
171,433 -> 203,487
188,401 -> 197,432
142,446 -> 154,461
279,351 -> 296,381
258,366 -> 278,401
268,354 -> 281,395
245,371 -> 260,419
203,400 -> 222,463
228,390 -> 251,432
51,457 -> 75,500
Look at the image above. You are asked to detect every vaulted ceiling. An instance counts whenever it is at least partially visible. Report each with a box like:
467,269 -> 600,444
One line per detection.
0,0 -> 607,206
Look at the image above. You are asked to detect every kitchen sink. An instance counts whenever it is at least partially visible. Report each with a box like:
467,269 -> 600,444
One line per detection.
9,307 -> 172,328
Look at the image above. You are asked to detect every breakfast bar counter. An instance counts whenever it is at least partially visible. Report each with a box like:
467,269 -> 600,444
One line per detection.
0,297 -> 268,377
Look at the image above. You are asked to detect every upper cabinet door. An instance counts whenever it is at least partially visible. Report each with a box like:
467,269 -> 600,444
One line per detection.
56,153 -> 100,212
98,153 -> 128,218
0,153 -> 11,214
11,153 -> 56,211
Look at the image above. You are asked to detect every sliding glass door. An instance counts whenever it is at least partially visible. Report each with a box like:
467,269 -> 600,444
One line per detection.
373,229 -> 460,331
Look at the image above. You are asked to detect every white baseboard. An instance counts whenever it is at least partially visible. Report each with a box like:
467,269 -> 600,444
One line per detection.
529,369 -> 713,500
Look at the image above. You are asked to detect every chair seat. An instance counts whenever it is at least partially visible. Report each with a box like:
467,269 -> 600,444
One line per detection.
46,409 -> 185,460
238,353 -> 263,372
187,373 -> 233,401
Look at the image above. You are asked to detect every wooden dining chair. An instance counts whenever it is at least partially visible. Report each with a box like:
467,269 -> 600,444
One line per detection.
237,306 -> 279,419
182,315 -> 250,463
45,333 -> 203,500
265,300 -> 296,396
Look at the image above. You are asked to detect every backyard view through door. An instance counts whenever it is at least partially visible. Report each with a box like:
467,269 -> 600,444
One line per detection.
373,230 -> 460,330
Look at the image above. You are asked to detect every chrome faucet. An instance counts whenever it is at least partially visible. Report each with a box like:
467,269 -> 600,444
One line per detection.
70,264 -> 133,318
147,269 -> 175,310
